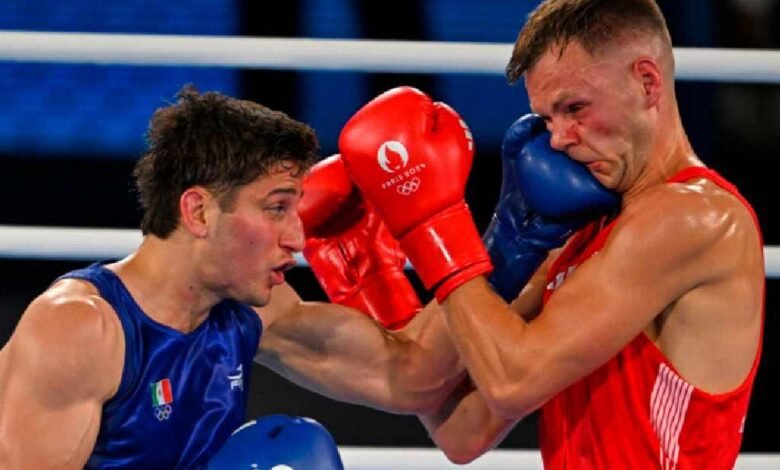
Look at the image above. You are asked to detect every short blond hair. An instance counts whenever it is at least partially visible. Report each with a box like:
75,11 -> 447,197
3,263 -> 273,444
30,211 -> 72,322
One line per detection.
506,0 -> 672,84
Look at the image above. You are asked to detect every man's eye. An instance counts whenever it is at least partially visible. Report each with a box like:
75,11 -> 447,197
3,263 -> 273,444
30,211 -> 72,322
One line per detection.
267,205 -> 287,216
567,103 -> 585,113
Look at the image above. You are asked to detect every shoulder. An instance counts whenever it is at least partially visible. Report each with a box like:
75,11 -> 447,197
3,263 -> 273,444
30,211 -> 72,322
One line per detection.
28,278 -> 121,341
608,177 -> 757,272
9,278 -> 124,401
615,177 -> 749,244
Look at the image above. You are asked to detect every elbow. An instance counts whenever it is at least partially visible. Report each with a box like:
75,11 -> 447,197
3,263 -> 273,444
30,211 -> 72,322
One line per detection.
405,397 -> 440,416
432,433 -> 490,465
402,372 -> 471,416
367,374 -> 445,415
387,395 -> 432,415
386,352 -> 464,415
387,381 -> 456,415
443,447 -> 484,465
481,382 -> 535,421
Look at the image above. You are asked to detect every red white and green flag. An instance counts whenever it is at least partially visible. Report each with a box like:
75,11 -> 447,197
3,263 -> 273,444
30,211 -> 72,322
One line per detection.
150,378 -> 174,406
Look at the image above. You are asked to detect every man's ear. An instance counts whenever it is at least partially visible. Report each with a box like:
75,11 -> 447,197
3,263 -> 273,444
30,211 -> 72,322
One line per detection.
633,57 -> 663,108
179,187 -> 213,238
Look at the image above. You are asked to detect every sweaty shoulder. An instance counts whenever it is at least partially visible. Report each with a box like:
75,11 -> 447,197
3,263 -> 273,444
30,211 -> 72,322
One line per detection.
10,278 -> 124,402
611,177 -> 759,280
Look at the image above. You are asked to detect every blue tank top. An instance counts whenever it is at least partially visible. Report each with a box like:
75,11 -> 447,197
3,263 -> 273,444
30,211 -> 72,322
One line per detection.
58,264 -> 262,469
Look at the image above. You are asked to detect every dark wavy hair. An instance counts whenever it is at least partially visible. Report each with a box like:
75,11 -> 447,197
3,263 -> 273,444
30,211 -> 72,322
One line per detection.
133,85 -> 319,237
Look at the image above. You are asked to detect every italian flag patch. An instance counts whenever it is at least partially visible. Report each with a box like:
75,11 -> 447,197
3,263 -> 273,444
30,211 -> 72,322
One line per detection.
150,378 -> 174,406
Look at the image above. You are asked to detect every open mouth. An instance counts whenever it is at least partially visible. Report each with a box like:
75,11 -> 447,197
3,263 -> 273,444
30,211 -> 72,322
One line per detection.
270,260 -> 296,285
270,269 -> 286,286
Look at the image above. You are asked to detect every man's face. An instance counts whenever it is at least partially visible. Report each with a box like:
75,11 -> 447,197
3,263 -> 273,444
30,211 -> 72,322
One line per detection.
525,41 -> 652,192
205,163 -> 304,307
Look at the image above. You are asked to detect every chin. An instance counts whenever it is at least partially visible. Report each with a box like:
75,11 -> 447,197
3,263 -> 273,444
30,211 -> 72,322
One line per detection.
256,291 -> 273,307
594,166 -> 620,190
592,172 -> 612,189
241,289 -> 271,308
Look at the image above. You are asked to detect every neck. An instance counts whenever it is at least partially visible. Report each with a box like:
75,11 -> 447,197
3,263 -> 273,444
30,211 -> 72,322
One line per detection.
108,233 -> 218,333
623,107 -> 702,204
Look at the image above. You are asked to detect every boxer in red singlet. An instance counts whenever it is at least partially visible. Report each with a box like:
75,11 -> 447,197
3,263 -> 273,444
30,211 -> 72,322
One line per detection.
418,2 -> 764,468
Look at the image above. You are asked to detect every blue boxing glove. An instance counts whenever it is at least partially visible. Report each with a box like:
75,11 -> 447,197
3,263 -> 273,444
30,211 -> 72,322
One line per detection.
484,114 -> 620,302
206,414 -> 344,470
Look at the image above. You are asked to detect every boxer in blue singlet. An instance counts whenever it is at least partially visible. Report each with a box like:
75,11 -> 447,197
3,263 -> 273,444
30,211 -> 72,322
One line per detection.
0,85 -> 464,468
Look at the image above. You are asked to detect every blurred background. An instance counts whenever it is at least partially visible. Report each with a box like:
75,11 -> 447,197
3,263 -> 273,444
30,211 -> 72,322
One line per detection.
0,0 -> 778,453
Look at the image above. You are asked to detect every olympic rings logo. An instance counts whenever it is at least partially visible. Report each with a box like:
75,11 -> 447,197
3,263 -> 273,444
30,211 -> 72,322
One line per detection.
154,404 -> 173,421
396,177 -> 420,196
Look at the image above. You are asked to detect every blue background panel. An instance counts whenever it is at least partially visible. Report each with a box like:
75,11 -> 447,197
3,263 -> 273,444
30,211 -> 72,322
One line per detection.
0,0 -> 240,158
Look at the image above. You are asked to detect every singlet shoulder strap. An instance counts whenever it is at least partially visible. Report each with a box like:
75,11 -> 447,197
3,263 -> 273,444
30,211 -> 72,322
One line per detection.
667,166 -> 738,193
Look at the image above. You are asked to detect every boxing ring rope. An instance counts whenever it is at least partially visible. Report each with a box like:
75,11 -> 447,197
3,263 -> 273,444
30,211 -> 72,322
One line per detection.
1,31 -> 780,82
1,31 -> 779,469
337,448 -> 780,470
1,225 -> 780,279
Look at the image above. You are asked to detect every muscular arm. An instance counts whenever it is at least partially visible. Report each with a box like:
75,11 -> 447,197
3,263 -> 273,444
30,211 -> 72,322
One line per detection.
255,283 -> 462,414
0,280 -> 122,468
415,256 -> 556,464
420,376 -> 518,464
442,187 -> 744,419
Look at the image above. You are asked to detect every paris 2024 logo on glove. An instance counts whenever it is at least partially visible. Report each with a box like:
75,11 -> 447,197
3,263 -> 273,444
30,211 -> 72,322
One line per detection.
374,117 -> 472,197
377,140 -> 422,196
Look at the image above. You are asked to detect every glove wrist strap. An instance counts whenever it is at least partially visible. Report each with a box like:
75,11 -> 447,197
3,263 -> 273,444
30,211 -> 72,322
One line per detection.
400,203 -> 492,301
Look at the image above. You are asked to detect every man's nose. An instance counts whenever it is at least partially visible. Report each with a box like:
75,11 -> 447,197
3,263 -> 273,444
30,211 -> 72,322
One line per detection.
282,213 -> 306,252
548,118 -> 578,152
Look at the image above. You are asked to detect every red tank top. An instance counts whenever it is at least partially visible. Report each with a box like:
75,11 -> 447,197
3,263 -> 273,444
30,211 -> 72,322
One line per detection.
538,167 -> 764,469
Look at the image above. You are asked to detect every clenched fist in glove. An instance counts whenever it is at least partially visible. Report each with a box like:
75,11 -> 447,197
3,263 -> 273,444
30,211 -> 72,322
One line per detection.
299,154 -> 421,329
484,114 -> 620,302
339,87 -> 492,302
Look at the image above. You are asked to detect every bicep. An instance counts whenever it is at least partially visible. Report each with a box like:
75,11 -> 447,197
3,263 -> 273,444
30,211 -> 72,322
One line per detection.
0,360 -> 103,468
257,282 -> 390,365
256,290 -> 405,405
0,296 -> 120,467
257,292 -> 461,412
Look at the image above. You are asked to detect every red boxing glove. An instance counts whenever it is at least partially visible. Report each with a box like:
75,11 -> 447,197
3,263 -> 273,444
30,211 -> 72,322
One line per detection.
339,87 -> 492,302
299,154 -> 422,330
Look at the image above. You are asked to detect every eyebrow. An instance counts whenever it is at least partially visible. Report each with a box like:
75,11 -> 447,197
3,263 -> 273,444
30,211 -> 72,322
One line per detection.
263,187 -> 299,199
550,93 -> 574,114
533,93 -> 574,121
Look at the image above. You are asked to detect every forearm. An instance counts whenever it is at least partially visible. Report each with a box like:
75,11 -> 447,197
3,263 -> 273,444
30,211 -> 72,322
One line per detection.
393,300 -> 464,401
420,377 -> 516,464
442,276 -> 538,418
258,299 -> 461,414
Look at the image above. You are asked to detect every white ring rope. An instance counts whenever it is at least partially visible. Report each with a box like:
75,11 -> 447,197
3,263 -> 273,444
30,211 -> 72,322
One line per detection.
0,31 -> 779,83
1,225 -> 779,279
0,33 -> 777,272
337,447 -> 778,469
